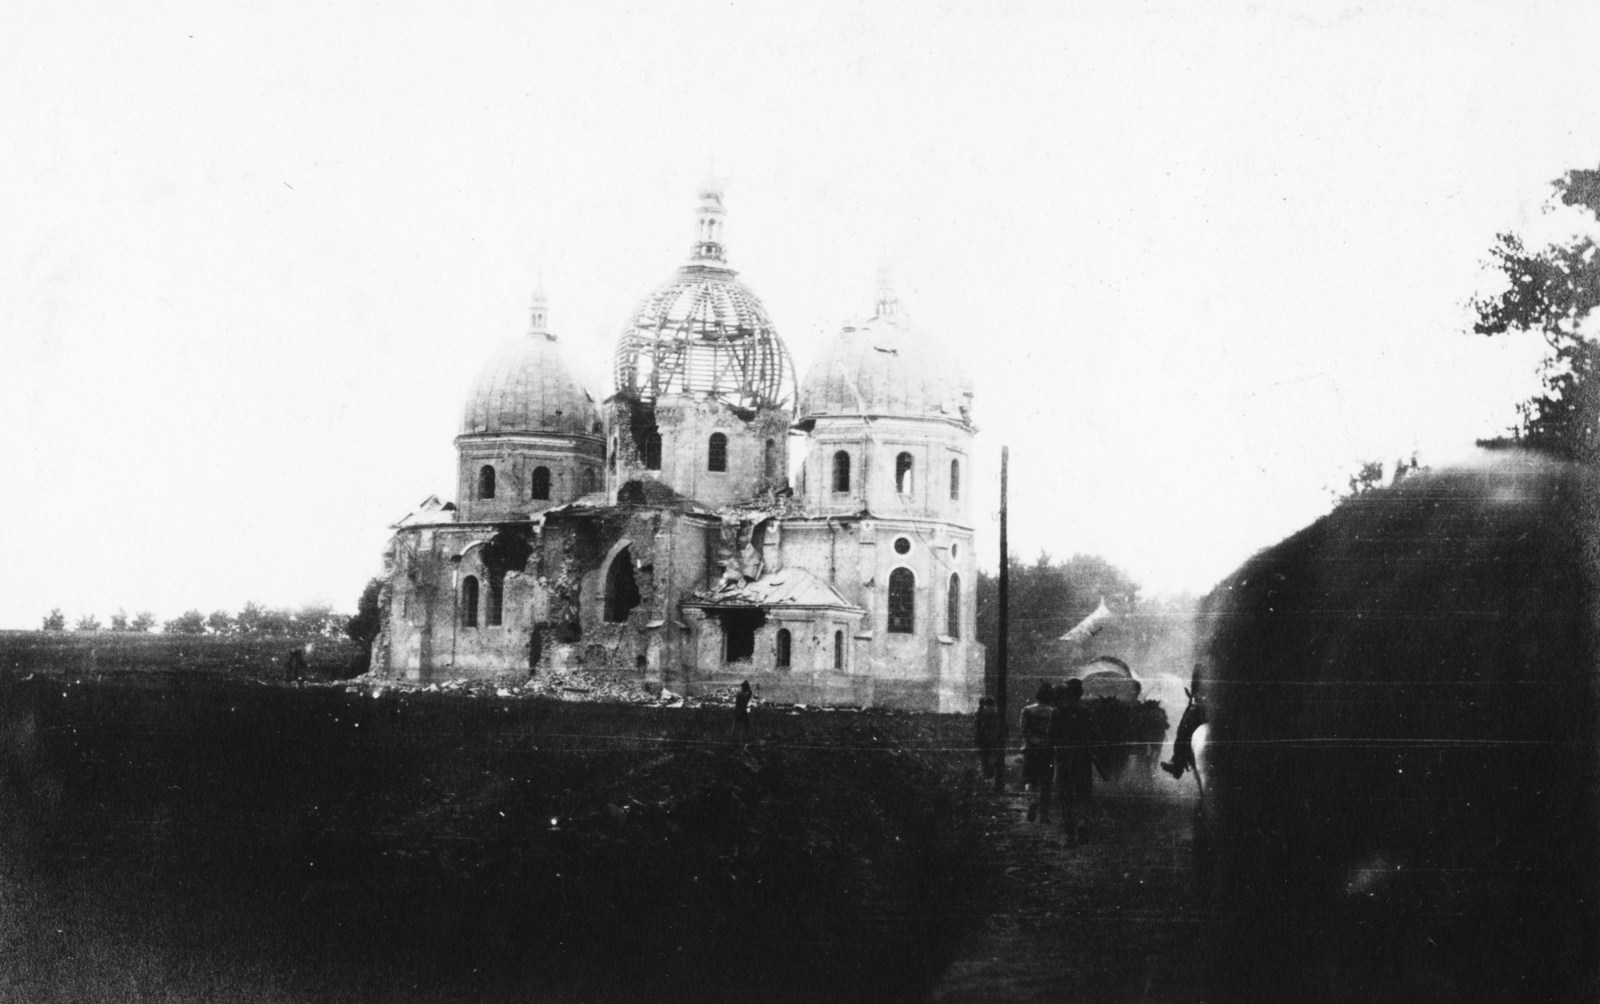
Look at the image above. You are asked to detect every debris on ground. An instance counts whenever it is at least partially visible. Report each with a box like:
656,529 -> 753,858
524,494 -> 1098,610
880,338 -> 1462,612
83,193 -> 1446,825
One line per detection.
335,667 -> 786,710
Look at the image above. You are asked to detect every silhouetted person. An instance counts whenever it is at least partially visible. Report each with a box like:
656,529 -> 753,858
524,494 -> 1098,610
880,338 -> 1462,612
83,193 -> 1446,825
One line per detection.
1019,683 -> 1055,822
733,680 -> 752,734
974,696 -> 1001,778
283,648 -> 308,682
1051,679 -> 1108,844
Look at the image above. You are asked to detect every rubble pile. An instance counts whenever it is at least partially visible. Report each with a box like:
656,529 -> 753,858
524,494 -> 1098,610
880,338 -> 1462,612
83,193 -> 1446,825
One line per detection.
339,669 -> 758,709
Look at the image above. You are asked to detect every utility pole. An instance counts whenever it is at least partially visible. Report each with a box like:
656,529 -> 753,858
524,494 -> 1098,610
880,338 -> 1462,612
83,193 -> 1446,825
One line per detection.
995,445 -> 1009,793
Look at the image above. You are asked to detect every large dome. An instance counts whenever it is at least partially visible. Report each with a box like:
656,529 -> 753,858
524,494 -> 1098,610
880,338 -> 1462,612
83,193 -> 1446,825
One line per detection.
796,282 -> 973,429
612,183 -> 796,411
461,294 -> 601,438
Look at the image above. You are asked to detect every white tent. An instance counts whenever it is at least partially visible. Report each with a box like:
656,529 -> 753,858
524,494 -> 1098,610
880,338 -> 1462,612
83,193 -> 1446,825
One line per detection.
1059,597 -> 1113,644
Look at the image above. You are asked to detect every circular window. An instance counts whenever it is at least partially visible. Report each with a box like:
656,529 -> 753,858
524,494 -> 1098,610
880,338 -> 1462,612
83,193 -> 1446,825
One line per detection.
950,543 -> 959,558
893,537 -> 911,555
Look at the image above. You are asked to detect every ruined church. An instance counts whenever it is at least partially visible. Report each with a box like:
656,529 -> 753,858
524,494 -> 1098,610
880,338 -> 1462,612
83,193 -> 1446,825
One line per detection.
371,182 -> 983,712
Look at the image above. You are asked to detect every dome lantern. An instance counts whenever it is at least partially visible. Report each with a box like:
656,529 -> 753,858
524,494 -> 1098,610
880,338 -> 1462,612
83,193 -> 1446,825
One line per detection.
691,174 -> 728,264
528,278 -> 550,336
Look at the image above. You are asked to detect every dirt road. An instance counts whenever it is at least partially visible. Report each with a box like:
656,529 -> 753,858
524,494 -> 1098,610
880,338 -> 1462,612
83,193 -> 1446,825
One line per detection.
931,777 -> 1206,1004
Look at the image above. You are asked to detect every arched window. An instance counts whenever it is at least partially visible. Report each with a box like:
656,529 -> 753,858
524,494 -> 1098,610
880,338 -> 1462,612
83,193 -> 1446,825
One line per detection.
950,459 -> 961,501
477,465 -> 496,500
604,546 -> 641,623
531,466 -> 551,501
460,576 -> 479,628
947,573 -> 961,639
896,452 -> 913,494
582,468 -> 596,494
832,451 -> 851,493
888,568 -> 915,634
643,429 -> 662,470
708,433 -> 728,472
776,628 -> 791,669
486,570 -> 504,627
764,439 -> 777,478
833,630 -> 844,670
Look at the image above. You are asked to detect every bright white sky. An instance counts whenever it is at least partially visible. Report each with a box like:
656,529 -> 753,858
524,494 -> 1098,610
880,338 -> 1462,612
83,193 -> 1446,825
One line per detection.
2,0 -> 1594,627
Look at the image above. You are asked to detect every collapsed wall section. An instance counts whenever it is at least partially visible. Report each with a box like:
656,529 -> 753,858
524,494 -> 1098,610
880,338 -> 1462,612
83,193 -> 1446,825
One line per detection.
533,507 -> 717,686
606,394 -> 791,508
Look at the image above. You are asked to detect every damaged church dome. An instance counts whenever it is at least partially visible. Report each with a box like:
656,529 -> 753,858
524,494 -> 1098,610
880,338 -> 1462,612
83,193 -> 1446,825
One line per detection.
612,179 -> 796,412
795,268 -> 974,430
461,286 -> 601,437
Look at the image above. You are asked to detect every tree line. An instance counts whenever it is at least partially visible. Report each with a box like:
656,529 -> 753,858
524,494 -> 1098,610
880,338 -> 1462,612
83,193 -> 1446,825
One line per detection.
40,609 -> 158,633
39,579 -> 384,651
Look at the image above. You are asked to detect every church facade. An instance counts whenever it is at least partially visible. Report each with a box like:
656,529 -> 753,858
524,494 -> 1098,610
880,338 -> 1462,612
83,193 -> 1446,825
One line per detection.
371,182 -> 984,712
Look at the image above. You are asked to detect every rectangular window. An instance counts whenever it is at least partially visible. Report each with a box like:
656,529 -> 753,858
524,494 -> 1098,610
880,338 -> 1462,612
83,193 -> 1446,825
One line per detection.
721,609 -> 763,663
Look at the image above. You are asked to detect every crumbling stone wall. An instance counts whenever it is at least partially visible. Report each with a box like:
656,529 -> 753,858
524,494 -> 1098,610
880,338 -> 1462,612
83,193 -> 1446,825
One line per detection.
535,507 -> 718,686
606,394 -> 790,508
679,605 -> 874,706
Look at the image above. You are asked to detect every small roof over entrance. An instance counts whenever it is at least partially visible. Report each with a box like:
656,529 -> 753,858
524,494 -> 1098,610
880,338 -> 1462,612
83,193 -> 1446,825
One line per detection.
686,567 -> 864,613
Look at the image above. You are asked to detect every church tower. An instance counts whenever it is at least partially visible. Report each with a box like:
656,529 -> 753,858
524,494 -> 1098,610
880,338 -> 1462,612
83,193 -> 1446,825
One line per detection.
793,267 -> 980,711
456,285 -> 605,522
606,180 -> 795,507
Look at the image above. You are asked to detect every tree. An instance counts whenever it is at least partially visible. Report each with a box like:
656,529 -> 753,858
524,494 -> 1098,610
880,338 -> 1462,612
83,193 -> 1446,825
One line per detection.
165,610 -> 207,635
109,609 -> 129,631
41,608 -> 66,631
130,611 -> 156,633
976,552 -> 1142,683
1343,460 -> 1386,500
206,610 -> 235,636
345,578 -> 383,649
1472,165 -> 1600,464
291,603 -> 342,639
1332,454 -> 1427,506
74,614 -> 102,632
233,602 -> 295,636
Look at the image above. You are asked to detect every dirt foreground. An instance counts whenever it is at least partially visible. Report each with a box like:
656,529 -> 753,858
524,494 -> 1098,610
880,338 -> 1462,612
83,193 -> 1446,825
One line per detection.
931,771 -> 1206,1004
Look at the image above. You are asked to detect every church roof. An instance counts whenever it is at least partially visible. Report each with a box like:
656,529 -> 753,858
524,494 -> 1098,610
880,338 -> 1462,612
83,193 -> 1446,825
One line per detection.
612,183 -> 796,411
392,495 -> 458,528
796,272 -> 973,429
461,290 -> 602,439
688,567 -> 863,612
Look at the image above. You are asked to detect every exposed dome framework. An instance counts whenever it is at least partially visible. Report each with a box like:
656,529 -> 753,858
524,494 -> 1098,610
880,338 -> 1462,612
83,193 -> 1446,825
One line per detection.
612,183 -> 796,412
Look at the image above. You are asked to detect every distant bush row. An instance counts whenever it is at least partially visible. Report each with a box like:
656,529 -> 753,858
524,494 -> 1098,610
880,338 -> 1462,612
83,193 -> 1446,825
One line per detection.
40,609 -> 157,633
39,580 -> 384,648
43,601 -> 350,640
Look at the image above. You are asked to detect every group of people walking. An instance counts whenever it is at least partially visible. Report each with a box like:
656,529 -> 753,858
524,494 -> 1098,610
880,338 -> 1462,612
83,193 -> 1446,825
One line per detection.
974,680 -> 1109,845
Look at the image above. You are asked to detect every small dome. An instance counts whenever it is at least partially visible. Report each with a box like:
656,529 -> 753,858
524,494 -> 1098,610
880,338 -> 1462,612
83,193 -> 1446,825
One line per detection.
797,293 -> 973,429
462,330 -> 600,438
613,185 -> 795,411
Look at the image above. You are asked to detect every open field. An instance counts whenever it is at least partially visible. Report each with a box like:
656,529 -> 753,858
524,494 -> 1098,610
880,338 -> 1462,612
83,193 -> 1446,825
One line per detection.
0,630 -> 366,680
0,646 -> 1218,1004
0,668 -> 995,1003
